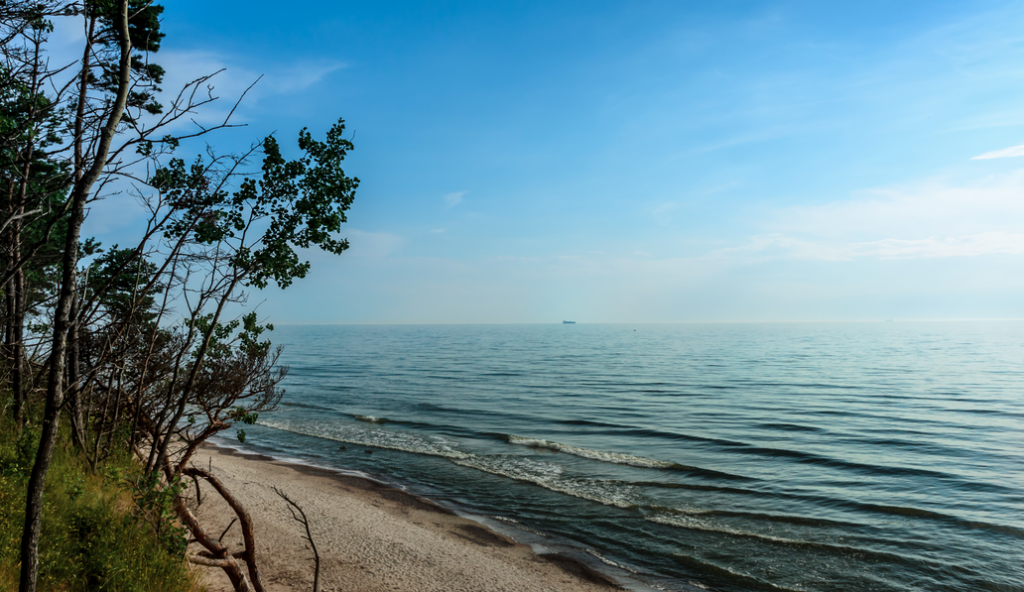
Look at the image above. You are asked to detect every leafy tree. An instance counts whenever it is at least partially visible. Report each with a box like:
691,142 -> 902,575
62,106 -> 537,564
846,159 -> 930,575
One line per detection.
2,2 -> 360,591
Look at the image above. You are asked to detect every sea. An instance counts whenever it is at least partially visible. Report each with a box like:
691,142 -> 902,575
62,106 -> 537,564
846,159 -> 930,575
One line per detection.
214,322 -> 1024,592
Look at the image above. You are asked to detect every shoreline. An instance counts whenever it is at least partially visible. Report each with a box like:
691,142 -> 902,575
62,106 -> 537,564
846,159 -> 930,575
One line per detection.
190,441 -> 674,592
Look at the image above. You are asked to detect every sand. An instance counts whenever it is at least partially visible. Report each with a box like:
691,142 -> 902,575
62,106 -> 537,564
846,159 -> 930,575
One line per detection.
187,443 -> 624,592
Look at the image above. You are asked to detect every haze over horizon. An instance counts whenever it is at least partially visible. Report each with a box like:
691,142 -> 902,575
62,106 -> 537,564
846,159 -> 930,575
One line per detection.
80,1 -> 1024,323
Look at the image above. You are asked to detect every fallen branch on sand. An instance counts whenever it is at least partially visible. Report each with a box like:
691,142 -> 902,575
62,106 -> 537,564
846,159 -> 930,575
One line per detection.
181,465 -> 267,592
273,486 -> 323,592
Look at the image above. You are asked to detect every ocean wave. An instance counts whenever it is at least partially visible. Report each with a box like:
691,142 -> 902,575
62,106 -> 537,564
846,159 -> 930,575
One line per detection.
697,509 -> 865,530
259,418 -> 472,460
260,418 -> 643,508
260,418 -> 751,512
261,419 -> 642,509
506,435 -> 753,481
585,548 -> 641,574
507,435 -> 679,469
453,455 -> 642,509
649,513 -> 911,563
850,502 -> 1024,539
583,548 -> 696,592
353,414 -> 387,424
280,401 -> 335,412
672,553 -> 806,592
491,516 -> 549,537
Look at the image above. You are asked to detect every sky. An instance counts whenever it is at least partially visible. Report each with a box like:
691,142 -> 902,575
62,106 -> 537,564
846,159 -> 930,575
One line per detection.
79,0 -> 1024,323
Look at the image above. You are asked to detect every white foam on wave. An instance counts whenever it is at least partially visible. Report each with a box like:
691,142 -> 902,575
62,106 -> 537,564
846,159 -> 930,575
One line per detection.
353,415 -> 386,424
649,512 -> 788,541
672,552 -> 805,592
259,418 -> 472,460
585,548 -> 642,574
492,516 -> 549,537
260,419 -> 650,511
508,435 -> 677,469
453,455 -> 642,509
648,512 -> 880,559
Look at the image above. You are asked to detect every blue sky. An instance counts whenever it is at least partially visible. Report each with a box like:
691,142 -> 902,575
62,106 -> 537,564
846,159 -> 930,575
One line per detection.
84,1 -> 1024,322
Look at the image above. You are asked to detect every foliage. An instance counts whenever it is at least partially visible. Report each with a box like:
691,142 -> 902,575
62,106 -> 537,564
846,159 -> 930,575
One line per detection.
0,417 -> 194,592
127,472 -> 187,559
86,246 -> 163,327
87,0 -> 166,117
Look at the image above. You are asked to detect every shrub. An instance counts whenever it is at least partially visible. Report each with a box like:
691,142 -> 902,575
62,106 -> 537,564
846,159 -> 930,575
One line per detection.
0,419 -> 195,592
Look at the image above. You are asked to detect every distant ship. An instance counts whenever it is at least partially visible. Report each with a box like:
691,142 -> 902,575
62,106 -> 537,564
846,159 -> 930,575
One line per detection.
563,320 -> 576,324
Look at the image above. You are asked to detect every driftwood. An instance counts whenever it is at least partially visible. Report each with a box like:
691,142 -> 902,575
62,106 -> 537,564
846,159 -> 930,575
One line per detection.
273,486 -> 322,592
219,517 -> 238,542
192,473 -> 203,506
178,462 -> 325,592
182,466 -> 267,592
177,497 -> 251,592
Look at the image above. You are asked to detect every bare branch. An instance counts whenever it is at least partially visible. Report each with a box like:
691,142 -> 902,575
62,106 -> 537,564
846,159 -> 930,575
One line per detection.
272,486 -> 322,592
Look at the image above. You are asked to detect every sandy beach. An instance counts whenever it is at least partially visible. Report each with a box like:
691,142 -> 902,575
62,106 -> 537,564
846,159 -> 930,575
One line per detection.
188,443 -> 624,592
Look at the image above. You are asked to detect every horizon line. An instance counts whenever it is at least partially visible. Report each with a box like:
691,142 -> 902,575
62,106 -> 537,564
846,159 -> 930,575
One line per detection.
267,318 -> 1024,326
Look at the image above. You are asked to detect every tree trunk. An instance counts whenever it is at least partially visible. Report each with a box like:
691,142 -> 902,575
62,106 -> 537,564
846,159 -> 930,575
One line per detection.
18,4 -> 132,591
67,289 -> 88,453
9,74 -> 32,431
11,264 -> 25,429
4,248 -> 16,413
103,366 -> 125,458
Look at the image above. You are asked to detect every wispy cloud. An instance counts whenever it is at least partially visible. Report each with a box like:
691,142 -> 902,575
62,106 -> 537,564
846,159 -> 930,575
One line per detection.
849,232 -> 1024,258
267,61 -> 347,93
443,191 -> 466,208
155,51 -> 263,130
725,170 -> 1024,261
652,201 -> 676,216
971,144 -> 1024,160
724,232 -> 1024,260
765,171 -> 1024,240
345,230 -> 406,259
153,51 -> 347,132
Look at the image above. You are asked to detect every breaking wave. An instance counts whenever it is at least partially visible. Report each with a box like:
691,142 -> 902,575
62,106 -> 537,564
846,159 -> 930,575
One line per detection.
453,454 -> 643,509
508,434 -> 679,469
505,434 -> 751,481
648,513 -> 929,565
259,418 -> 471,460
353,414 -> 387,424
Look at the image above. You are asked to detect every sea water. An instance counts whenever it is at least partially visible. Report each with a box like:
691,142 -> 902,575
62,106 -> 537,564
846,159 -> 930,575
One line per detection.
222,322 -> 1024,592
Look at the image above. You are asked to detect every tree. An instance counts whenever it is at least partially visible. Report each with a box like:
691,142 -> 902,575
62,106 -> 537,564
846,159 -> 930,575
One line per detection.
2,2 -> 360,590
18,3 -> 136,588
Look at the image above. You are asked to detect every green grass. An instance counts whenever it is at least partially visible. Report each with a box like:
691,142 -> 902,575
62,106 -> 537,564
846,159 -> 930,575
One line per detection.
0,418 -> 196,592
